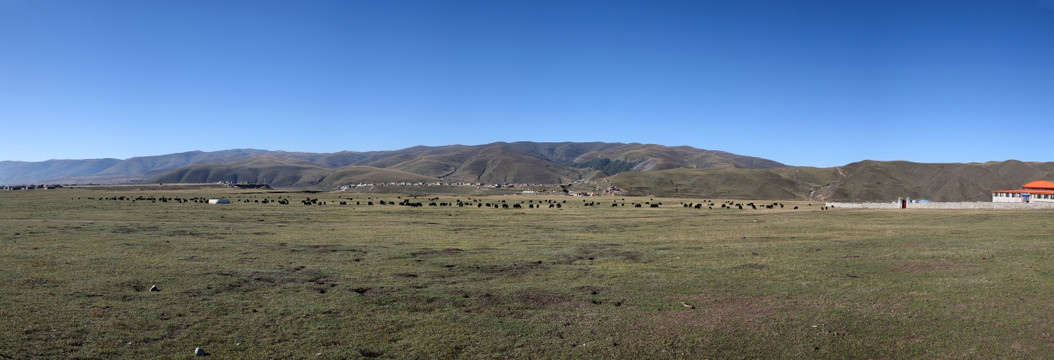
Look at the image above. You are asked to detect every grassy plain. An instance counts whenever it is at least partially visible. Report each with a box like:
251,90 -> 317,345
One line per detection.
2,188 -> 1054,359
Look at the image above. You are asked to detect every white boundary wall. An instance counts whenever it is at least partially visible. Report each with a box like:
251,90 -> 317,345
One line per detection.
825,201 -> 1054,210
992,193 -> 1054,203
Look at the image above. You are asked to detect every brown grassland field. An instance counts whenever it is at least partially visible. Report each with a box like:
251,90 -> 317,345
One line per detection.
2,187 -> 1054,359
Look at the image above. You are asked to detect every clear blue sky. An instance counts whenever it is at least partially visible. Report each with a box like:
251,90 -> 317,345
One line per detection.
2,0 -> 1052,167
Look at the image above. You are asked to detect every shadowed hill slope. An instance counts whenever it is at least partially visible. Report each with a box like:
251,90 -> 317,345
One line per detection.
154,156 -> 440,189
610,168 -> 809,199
574,143 -> 785,172
606,160 -> 1054,201
155,157 -> 333,188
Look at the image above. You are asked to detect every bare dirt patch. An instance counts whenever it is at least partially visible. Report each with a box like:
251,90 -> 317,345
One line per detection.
513,288 -> 575,309
575,285 -> 611,295
463,288 -> 581,317
471,261 -> 548,277
890,262 -> 974,273
293,244 -> 367,255
165,229 -> 227,239
208,266 -> 336,294
650,295 -> 778,335
111,225 -> 158,234
563,243 -> 644,264
411,248 -> 464,257
352,286 -> 395,296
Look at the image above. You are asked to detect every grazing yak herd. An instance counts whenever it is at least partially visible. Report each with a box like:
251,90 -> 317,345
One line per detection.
82,194 -> 823,211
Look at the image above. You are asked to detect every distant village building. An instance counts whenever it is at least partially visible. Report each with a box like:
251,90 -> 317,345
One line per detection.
992,180 -> 1054,203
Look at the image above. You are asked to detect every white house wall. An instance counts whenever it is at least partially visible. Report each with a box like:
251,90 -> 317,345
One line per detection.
992,193 -> 1054,203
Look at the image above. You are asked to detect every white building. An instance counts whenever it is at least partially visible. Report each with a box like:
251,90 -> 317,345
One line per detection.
992,180 -> 1054,203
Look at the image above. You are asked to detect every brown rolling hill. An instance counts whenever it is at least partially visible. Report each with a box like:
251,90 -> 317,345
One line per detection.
573,143 -> 785,171
150,142 -> 786,188
155,156 -> 438,189
156,156 -> 334,188
606,160 -> 1054,201
608,168 -> 810,199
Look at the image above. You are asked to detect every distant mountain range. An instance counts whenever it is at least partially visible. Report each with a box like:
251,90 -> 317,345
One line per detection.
2,142 -> 1051,202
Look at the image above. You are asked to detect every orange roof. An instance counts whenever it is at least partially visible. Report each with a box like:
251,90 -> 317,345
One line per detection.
1022,180 -> 1054,190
